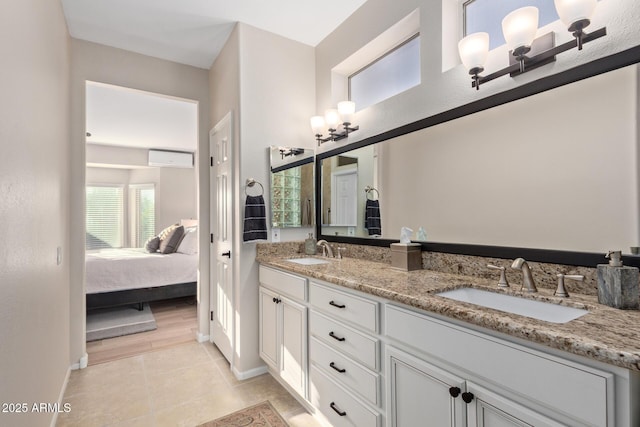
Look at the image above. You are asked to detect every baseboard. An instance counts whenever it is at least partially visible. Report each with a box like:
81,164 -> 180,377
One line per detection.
232,364 -> 268,381
50,367 -> 71,427
196,332 -> 210,343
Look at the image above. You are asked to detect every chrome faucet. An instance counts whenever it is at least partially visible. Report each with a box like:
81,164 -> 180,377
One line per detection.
316,240 -> 334,258
511,258 -> 537,293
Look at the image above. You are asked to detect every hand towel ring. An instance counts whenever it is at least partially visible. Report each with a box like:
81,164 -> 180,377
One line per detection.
245,178 -> 264,196
365,186 -> 379,201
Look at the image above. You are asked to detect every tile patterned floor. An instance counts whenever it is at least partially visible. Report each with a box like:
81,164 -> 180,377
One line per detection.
56,341 -> 322,427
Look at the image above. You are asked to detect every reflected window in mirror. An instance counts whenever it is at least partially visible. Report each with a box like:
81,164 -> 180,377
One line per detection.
269,146 -> 315,229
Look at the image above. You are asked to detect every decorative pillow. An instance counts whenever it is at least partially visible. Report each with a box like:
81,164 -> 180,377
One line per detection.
159,225 -> 185,254
145,236 -> 161,253
177,227 -> 198,255
158,223 -> 179,241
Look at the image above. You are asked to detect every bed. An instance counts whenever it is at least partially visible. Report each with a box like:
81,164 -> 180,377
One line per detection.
85,221 -> 198,311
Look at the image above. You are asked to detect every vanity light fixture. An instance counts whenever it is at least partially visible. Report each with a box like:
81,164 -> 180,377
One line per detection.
459,0 -> 606,90
278,147 -> 304,159
310,101 -> 359,146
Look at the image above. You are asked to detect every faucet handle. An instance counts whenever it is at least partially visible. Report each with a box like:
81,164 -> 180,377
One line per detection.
487,264 -> 509,288
554,273 -> 585,297
337,247 -> 345,259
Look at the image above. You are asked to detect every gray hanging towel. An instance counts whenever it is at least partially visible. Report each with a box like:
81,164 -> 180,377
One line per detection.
365,199 -> 381,235
243,195 -> 268,242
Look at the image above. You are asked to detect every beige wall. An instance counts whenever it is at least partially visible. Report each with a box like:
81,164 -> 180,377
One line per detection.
70,39 -> 210,366
0,1 -> 71,427
209,23 -> 315,375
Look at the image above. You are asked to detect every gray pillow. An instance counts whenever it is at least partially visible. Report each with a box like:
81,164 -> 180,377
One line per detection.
159,225 -> 185,254
145,236 -> 161,253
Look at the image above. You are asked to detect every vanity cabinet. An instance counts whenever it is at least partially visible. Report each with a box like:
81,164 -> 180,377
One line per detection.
308,281 -> 383,427
385,304 -> 613,427
258,266 -> 308,398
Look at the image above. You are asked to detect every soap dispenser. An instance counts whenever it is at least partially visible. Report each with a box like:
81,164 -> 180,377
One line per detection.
597,250 -> 639,309
304,233 -> 317,255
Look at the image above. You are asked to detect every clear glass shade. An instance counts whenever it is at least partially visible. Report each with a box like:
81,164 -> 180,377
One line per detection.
502,6 -> 539,51
458,32 -> 490,71
554,0 -> 597,28
310,116 -> 325,135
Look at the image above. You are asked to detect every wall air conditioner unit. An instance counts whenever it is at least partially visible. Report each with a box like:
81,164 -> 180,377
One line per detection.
148,149 -> 194,168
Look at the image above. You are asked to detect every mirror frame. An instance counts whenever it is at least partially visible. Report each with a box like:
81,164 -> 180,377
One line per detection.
315,45 -> 640,268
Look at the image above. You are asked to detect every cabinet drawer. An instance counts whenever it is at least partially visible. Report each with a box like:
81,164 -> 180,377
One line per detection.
309,282 -> 378,332
310,366 -> 380,427
259,265 -> 306,301
310,311 -> 379,370
385,304 -> 613,427
310,337 -> 380,406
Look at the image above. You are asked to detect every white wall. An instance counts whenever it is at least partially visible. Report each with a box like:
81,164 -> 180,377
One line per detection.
0,2 -> 71,427
70,40 -> 209,367
315,0 -> 640,151
209,23 -> 315,375
380,65 -> 639,252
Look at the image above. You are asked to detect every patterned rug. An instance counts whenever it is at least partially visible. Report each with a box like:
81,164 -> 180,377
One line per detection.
196,401 -> 288,427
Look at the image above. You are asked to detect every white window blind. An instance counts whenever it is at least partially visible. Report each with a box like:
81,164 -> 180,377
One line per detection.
86,185 -> 124,250
349,34 -> 421,111
129,184 -> 156,247
464,0 -> 559,49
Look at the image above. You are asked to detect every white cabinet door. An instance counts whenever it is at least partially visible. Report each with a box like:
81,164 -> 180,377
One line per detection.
281,296 -> 307,397
466,383 -> 564,427
387,346 -> 466,427
259,287 -> 279,369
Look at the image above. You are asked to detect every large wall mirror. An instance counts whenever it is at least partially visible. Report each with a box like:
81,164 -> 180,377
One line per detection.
270,146 -> 315,228
317,53 -> 640,267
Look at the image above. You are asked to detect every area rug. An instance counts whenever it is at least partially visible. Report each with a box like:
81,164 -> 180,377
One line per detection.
86,303 -> 157,341
196,401 -> 288,427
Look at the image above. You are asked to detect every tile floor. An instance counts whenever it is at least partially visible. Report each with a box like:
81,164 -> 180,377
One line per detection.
56,341 -> 323,427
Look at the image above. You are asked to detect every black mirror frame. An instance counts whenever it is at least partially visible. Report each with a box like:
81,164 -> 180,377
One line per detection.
315,45 -> 640,268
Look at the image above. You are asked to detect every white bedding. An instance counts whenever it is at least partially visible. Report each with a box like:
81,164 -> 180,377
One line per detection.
86,248 -> 198,294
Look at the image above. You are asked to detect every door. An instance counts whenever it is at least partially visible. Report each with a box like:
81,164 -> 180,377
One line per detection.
331,168 -> 358,226
280,295 -> 307,397
387,346 -> 466,427
259,287 -> 279,368
210,112 -> 234,363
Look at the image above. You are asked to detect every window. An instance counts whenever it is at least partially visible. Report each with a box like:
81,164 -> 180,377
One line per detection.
129,184 -> 155,247
349,34 -> 421,110
464,0 -> 559,49
271,168 -> 301,228
86,185 -> 124,250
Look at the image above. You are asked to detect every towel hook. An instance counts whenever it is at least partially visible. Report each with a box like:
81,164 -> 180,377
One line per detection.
245,178 -> 264,196
365,185 -> 379,200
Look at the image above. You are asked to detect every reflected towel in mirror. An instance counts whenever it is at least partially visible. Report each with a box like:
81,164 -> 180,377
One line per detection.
365,199 -> 381,236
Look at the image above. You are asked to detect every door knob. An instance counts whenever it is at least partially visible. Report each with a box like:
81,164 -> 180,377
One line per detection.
221,251 -> 231,258
462,392 -> 474,403
449,387 -> 461,398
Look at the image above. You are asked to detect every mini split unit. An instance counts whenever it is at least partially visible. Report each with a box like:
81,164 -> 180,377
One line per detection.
148,149 -> 194,168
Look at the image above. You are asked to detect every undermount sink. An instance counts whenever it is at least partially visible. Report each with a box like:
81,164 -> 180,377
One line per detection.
285,257 -> 331,265
436,287 -> 588,324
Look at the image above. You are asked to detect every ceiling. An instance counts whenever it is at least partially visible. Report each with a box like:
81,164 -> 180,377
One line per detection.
61,0 -> 369,69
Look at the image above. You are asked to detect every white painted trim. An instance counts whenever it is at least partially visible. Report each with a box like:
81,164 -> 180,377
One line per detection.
196,332 -> 210,343
232,364 -> 268,381
70,352 -> 88,370
50,367 -> 71,427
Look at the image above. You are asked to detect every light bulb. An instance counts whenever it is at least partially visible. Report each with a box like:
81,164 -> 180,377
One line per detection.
502,7 -> 539,52
324,109 -> 341,130
458,32 -> 490,73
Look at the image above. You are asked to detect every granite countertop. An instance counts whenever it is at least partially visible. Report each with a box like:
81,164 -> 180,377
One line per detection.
257,254 -> 640,372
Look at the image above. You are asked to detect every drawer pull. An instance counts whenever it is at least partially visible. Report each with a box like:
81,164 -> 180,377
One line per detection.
330,401 -> 347,417
329,300 -> 346,309
449,387 -> 461,398
462,392 -> 474,404
329,362 -> 346,373
329,331 -> 346,342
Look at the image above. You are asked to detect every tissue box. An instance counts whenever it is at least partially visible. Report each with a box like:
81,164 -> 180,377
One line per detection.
390,243 -> 422,271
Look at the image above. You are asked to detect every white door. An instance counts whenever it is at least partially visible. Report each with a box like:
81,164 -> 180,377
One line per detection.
210,112 -> 234,363
331,168 -> 358,226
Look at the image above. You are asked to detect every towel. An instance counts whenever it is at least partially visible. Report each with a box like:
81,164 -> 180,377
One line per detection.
364,199 -> 381,235
243,195 -> 267,242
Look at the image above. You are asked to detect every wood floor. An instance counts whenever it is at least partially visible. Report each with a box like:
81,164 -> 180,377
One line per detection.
86,296 -> 198,366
